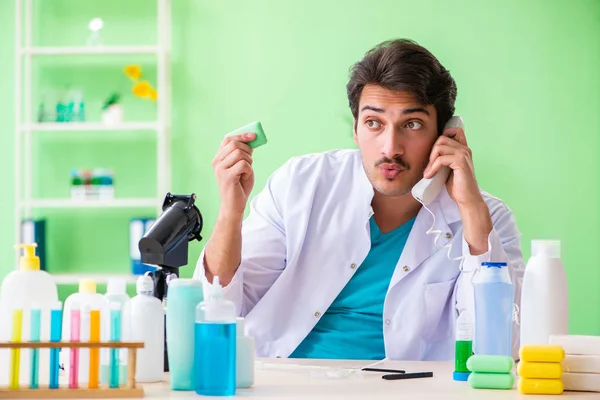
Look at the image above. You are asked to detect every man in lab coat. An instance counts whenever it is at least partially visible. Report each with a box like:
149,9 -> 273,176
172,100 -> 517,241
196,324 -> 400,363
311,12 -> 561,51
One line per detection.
194,38 -> 525,361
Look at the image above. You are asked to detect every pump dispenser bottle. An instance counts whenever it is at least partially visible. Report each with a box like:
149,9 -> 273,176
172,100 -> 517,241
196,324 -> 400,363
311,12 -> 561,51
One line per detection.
0,244 -> 58,386
194,276 -> 237,396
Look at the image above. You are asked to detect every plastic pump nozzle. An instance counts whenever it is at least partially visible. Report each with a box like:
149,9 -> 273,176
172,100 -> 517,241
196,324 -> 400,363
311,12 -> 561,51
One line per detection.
210,276 -> 224,300
14,243 -> 40,271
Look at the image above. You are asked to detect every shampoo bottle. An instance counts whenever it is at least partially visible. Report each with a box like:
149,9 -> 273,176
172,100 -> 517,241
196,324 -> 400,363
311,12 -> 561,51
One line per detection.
130,275 -> 164,382
520,240 -> 568,346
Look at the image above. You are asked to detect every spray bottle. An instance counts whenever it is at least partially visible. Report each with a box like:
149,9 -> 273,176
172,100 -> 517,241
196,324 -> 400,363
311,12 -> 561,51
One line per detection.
453,310 -> 473,381
194,276 -> 237,396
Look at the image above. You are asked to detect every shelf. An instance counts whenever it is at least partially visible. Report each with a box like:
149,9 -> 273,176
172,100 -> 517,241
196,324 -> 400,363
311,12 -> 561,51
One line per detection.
24,198 -> 160,209
24,122 -> 159,132
52,273 -> 140,285
21,45 -> 160,56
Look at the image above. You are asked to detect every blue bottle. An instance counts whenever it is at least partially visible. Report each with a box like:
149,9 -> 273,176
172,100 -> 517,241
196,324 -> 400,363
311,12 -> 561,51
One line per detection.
473,262 -> 514,356
166,278 -> 203,390
194,276 -> 237,396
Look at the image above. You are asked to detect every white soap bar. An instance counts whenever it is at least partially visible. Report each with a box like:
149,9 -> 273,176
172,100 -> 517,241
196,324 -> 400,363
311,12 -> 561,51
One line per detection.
563,355 -> 600,374
549,335 -> 600,356
563,372 -> 600,392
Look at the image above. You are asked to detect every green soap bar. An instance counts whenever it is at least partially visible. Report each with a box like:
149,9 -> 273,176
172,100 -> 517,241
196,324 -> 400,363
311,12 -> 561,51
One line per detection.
225,121 -> 268,149
467,355 -> 514,373
468,372 -> 515,390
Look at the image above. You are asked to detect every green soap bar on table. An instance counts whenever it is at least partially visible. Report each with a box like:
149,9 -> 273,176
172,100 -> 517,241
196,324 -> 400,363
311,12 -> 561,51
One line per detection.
467,355 -> 514,373
468,372 -> 515,390
225,121 -> 268,149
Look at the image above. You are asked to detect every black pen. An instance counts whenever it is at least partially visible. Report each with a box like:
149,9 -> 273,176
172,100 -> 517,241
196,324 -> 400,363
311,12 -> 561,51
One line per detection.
362,368 -> 406,374
382,372 -> 433,380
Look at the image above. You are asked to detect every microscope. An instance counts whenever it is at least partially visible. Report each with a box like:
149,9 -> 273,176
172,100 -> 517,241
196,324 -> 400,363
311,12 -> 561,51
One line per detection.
137,192 -> 204,371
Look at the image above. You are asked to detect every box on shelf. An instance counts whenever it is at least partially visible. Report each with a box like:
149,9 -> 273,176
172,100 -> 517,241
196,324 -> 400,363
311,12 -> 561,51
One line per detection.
130,218 -> 157,275
71,168 -> 114,201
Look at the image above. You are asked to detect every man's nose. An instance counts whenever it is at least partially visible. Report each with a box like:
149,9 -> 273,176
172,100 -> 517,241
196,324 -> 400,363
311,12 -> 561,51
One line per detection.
381,128 -> 405,158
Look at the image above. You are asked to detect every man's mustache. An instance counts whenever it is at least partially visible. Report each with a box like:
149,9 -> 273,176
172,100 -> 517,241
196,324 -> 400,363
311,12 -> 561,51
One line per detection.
375,156 -> 410,170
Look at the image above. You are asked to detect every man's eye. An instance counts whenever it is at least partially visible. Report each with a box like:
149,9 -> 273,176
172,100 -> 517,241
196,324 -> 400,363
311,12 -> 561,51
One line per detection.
366,120 -> 381,129
406,121 -> 423,130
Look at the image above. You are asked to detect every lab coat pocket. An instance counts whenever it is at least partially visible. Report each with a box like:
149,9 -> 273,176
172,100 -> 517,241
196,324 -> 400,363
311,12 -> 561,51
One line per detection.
422,279 -> 456,343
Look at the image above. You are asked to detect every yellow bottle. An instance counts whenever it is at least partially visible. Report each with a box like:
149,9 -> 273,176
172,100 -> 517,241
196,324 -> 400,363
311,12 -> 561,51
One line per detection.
519,345 -> 565,363
519,378 -> 564,395
518,361 -> 563,379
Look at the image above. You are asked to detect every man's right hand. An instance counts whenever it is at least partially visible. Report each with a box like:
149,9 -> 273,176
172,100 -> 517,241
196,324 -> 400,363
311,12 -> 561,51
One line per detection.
212,132 -> 256,217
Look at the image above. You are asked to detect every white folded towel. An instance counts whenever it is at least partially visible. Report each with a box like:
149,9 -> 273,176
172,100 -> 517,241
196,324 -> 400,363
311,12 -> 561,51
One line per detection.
550,335 -> 600,356
563,355 -> 600,374
563,372 -> 600,392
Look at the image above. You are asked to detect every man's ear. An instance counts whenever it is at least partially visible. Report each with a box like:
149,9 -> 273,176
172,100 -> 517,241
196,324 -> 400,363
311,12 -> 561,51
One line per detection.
353,119 -> 358,145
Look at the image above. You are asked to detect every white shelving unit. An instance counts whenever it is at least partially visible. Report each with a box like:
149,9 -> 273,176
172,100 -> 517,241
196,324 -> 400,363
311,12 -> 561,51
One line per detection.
25,122 -> 160,132
13,0 -> 172,282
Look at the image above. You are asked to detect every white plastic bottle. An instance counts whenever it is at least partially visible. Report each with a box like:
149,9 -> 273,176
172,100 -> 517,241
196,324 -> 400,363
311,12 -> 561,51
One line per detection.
130,275 -> 164,382
0,244 -> 58,386
520,240 -> 568,346
62,279 -> 108,385
236,317 -> 254,388
101,278 -> 132,385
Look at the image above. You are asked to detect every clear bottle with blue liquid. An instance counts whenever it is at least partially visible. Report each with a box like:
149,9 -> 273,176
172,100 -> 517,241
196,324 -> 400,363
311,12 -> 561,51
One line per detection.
473,262 -> 514,357
194,276 -> 236,396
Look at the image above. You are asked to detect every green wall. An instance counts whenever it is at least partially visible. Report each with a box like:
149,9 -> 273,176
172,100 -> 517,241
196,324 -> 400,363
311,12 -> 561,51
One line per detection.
1,0 -> 599,335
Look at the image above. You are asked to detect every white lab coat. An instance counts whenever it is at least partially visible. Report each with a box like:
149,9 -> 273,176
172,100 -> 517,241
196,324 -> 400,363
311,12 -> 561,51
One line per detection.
194,149 -> 525,361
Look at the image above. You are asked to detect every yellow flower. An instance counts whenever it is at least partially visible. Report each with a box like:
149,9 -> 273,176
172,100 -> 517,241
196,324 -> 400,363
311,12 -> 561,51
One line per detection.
148,88 -> 158,101
124,64 -> 142,81
132,81 -> 152,98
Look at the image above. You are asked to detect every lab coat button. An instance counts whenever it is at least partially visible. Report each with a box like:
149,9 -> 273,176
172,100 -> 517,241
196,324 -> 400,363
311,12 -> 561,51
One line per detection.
385,319 -> 391,325
314,311 -> 321,318
402,265 -> 410,272
445,232 -> 452,239
350,263 -> 357,269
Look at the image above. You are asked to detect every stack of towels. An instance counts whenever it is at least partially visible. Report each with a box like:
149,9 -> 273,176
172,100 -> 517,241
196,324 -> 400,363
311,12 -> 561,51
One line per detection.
466,355 -> 515,390
550,335 -> 600,393
518,345 -> 565,395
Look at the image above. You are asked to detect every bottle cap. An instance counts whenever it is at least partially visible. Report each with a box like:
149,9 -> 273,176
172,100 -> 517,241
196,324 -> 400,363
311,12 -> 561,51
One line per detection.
453,371 -> 471,381
107,278 -> 127,294
481,262 -> 507,268
532,240 -> 561,258
136,275 -> 154,294
14,243 -> 40,271
79,279 -> 96,294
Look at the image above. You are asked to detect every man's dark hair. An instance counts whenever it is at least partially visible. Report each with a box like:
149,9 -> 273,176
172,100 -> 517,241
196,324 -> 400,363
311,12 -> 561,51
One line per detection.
347,39 -> 457,134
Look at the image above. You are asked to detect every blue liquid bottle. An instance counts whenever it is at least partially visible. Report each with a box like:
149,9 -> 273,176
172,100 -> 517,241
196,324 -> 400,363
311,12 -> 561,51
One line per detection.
473,262 -> 514,357
194,276 -> 237,396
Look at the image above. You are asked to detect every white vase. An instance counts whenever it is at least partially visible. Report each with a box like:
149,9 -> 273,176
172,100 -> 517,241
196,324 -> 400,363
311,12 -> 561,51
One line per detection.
102,104 -> 123,126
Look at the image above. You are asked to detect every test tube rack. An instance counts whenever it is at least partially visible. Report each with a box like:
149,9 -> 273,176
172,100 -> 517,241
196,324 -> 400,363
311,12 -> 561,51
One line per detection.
0,341 -> 145,398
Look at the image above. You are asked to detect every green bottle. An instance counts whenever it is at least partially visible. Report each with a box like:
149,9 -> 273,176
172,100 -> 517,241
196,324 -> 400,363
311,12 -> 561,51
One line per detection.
453,311 -> 473,380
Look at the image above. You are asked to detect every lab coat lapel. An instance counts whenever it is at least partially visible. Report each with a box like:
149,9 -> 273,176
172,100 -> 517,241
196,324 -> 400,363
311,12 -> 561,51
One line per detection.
389,194 -> 453,288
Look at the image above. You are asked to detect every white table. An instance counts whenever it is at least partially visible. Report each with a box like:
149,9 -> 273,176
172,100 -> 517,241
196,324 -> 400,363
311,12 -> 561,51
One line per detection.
142,358 -> 598,399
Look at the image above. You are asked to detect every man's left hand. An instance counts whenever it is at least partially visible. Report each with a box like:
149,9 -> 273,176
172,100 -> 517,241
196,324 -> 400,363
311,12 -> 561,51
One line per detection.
423,125 -> 482,207
423,125 -> 492,255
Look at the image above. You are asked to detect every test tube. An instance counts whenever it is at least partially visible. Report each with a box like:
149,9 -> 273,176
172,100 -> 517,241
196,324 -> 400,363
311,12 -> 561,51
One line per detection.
69,303 -> 81,389
109,302 -> 122,389
49,302 -> 63,389
29,306 -> 42,389
9,309 -> 23,390
89,309 -> 101,389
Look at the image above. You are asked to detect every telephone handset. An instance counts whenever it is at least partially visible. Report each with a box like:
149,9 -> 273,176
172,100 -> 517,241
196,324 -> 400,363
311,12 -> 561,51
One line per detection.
411,116 -> 464,205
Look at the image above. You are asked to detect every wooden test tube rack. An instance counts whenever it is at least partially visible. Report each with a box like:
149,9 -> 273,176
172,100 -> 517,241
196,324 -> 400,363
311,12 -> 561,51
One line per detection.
0,341 -> 145,398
